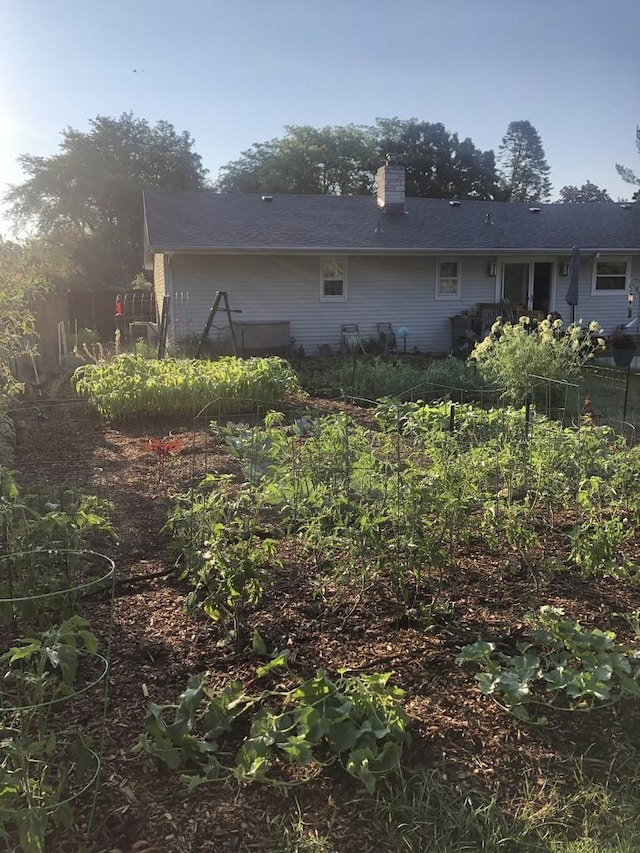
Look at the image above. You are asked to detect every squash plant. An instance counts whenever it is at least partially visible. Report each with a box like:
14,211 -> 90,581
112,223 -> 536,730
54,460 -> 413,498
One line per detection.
457,606 -> 640,723
134,668 -> 410,794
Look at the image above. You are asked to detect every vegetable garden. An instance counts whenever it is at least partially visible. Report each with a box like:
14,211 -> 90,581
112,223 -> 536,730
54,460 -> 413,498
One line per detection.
2,349 -> 640,851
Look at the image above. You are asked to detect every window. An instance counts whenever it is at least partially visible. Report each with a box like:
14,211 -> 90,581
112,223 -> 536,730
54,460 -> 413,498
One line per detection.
592,258 -> 630,293
320,257 -> 347,301
436,259 -> 461,300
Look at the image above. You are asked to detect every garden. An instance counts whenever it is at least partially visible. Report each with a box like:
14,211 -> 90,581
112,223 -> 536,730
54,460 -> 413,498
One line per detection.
2,318 -> 640,852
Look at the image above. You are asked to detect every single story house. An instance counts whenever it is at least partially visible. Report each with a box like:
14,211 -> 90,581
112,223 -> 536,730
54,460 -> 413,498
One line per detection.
142,163 -> 640,356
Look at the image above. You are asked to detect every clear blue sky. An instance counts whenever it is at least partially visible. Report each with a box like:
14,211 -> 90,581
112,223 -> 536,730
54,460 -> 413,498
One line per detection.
1,0 -> 638,236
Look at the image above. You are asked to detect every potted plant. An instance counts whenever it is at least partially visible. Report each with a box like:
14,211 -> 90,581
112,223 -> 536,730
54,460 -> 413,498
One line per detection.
610,328 -> 637,367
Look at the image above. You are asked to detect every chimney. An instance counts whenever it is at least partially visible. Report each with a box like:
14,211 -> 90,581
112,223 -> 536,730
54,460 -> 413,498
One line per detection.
376,157 -> 405,214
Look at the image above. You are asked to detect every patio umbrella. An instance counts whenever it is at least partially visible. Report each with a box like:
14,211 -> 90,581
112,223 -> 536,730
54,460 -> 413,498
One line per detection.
565,246 -> 580,323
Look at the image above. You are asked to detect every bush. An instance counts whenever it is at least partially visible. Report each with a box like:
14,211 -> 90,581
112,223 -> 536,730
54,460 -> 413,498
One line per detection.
471,317 -> 603,406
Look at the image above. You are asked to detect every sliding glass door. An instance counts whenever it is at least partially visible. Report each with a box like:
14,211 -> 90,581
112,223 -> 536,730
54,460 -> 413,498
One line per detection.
501,261 -> 553,315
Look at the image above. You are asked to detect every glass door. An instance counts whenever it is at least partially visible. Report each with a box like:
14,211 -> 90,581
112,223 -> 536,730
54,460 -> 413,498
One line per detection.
501,261 -> 553,315
502,263 -> 529,308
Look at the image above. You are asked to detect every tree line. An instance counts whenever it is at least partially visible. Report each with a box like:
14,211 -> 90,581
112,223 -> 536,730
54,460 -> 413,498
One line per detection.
2,113 -> 638,293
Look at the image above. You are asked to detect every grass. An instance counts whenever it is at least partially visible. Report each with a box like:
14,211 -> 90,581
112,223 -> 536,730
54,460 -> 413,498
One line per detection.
265,748 -> 640,852
360,751 -> 640,853
581,362 -> 640,426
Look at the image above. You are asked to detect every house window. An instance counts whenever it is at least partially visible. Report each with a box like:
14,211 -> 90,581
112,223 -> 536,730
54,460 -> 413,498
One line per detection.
436,259 -> 461,300
592,258 -> 630,293
320,257 -> 347,301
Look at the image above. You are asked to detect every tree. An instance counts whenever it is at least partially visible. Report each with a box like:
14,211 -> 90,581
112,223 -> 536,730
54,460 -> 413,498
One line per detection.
5,113 -> 209,289
558,181 -> 612,202
0,239 -> 50,396
497,120 -> 552,202
616,126 -> 640,199
216,119 -> 501,200
216,124 -> 378,195
374,118 -> 502,199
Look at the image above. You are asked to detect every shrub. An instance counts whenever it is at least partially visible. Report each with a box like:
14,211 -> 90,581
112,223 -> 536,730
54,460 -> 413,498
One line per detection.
471,317 -> 603,405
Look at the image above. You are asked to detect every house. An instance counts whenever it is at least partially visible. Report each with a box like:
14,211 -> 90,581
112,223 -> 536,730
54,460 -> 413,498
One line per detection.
142,163 -> 640,356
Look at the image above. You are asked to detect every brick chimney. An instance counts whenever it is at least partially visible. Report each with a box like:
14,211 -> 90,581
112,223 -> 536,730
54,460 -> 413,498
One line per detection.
376,158 -> 405,214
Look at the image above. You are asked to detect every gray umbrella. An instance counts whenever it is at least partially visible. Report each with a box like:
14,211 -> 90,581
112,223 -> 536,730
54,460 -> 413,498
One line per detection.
565,246 -> 580,322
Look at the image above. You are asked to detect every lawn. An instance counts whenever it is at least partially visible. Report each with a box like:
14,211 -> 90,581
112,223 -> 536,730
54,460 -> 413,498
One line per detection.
2,355 -> 640,852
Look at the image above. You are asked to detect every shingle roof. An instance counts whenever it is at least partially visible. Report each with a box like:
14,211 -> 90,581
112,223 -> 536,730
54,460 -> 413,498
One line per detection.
143,191 -> 640,254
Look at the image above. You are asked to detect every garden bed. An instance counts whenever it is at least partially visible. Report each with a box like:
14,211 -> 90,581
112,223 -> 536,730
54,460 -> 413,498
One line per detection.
7,394 -> 640,852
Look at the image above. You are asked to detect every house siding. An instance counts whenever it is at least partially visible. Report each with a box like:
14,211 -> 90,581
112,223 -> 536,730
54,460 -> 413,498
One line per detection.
168,254 -> 499,355
163,253 -> 640,355
571,256 -> 640,333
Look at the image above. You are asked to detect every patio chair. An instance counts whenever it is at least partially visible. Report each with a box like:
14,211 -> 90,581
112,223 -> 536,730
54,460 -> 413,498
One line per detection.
376,323 -> 396,353
340,323 -> 363,353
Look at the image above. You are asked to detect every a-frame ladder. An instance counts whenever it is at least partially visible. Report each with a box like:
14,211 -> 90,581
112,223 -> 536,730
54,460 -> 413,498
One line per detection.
195,291 -> 241,358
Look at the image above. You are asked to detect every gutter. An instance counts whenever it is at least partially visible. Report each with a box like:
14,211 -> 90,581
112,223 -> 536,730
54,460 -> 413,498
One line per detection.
147,246 -> 640,256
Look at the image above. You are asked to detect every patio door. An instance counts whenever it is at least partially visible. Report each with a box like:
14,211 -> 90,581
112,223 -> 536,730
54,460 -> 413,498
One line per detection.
501,261 -> 553,315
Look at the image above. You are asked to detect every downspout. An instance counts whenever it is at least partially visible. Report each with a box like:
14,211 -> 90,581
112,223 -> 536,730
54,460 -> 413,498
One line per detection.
165,253 -> 175,343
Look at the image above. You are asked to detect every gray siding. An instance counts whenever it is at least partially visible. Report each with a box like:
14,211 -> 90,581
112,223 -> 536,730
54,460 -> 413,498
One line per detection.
165,252 -> 640,355
570,256 -> 640,334
169,254 -> 498,355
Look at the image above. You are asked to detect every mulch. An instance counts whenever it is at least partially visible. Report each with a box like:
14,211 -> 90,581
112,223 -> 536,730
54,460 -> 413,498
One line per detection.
8,394 -> 640,852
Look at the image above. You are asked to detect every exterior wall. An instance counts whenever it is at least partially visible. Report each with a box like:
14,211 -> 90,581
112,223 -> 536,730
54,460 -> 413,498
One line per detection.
161,252 -> 640,354
570,255 -> 640,334
168,253 -> 498,355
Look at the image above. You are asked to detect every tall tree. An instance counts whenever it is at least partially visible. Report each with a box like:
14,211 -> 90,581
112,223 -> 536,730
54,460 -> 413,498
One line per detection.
216,119 -> 501,199
498,120 -> 552,202
374,118 -> 502,199
616,126 -> 640,199
5,113 -> 208,289
558,181 -> 612,202
216,125 -> 377,195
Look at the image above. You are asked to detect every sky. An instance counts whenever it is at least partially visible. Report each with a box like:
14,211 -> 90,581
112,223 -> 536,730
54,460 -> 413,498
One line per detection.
1,0 -> 638,237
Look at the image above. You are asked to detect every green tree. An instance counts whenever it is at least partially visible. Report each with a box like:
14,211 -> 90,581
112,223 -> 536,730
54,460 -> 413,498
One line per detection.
216,119 -> 501,199
0,239 -> 50,396
498,120 -> 552,202
374,118 -> 502,199
558,181 -> 612,202
5,113 -> 208,290
616,126 -> 640,199
216,124 -> 377,195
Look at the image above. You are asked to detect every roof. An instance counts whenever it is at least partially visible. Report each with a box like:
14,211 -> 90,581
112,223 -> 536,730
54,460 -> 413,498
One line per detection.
143,190 -> 640,255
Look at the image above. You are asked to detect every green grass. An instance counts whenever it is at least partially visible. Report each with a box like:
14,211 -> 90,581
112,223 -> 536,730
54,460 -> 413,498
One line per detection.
265,750 -> 640,852
581,362 -> 640,426
349,752 -> 640,853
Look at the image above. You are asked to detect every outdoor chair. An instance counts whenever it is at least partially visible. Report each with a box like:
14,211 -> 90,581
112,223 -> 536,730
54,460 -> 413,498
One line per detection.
340,324 -> 363,353
376,322 -> 396,353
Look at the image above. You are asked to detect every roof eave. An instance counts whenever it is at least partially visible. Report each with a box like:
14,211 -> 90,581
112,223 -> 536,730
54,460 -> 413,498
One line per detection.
147,245 -> 640,256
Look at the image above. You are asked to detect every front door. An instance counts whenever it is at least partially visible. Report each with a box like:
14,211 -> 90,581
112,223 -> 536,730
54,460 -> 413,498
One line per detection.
501,261 -> 553,315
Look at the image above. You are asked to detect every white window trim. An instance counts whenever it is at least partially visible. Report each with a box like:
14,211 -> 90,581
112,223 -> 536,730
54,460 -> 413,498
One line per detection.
591,256 -> 631,296
435,257 -> 461,301
319,256 -> 347,302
